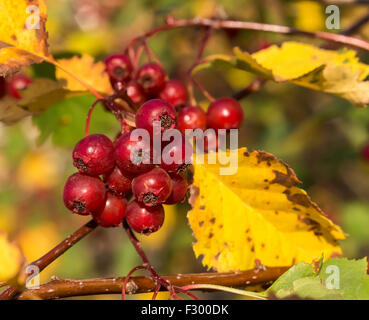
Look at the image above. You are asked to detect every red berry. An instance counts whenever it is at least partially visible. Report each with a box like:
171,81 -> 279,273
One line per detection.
103,166 -> 132,196
159,80 -> 188,107
73,134 -> 115,176
92,192 -> 127,227
125,200 -> 164,234
63,173 -> 106,215
135,99 -> 176,135
161,136 -> 192,173
136,63 -> 166,95
164,173 -> 188,204
177,106 -> 207,134
132,168 -> 172,206
7,74 -> 32,99
105,54 -> 132,83
204,130 -> 219,153
361,143 -> 369,162
207,97 -> 243,130
0,77 -> 6,99
114,132 -> 154,175
126,81 -> 146,105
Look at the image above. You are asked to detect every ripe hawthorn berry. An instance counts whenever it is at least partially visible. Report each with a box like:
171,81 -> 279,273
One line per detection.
159,80 -> 188,108
103,166 -> 132,196
164,173 -> 188,204
7,74 -> 32,100
132,168 -> 172,206
92,192 -> 127,227
73,134 -> 115,176
207,97 -> 243,130
161,136 -> 193,173
114,132 -> 154,175
126,81 -> 146,105
361,143 -> 369,162
136,63 -> 166,95
177,106 -> 207,134
135,99 -> 176,135
63,173 -> 106,215
105,54 -> 132,83
125,200 -> 165,234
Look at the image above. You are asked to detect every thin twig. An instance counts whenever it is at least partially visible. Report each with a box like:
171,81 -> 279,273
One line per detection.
0,219 -> 98,300
17,266 -> 289,300
233,78 -> 267,100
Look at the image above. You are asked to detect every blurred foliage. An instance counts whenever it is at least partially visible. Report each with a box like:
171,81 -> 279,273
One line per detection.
0,0 -> 369,299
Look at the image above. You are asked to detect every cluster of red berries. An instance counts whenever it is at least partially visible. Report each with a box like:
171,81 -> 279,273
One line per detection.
0,74 -> 32,100
62,53 -> 244,235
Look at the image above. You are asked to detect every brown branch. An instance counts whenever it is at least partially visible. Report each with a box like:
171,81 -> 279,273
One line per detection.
17,267 -> 289,300
0,219 -> 98,300
129,17 -> 369,52
233,78 -> 267,101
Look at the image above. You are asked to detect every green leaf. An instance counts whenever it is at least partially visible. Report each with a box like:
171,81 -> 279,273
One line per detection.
267,257 -> 369,300
33,94 -> 120,148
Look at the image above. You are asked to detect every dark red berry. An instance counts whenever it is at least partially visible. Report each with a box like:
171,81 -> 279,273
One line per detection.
73,134 -> 115,176
63,173 -> 106,215
161,136 -> 192,173
125,200 -> 165,234
207,97 -> 243,130
159,80 -> 188,107
135,99 -> 176,135
0,77 -> 6,99
126,81 -> 146,105
132,168 -> 172,206
361,143 -> 369,162
105,54 -> 132,83
136,63 -> 166,95
114,132 -> 154,175
203,130 -> 218,153
92,192 -> 127,227
7,74 -> 32,99
177,106 -> 207,134
164,173 -> 188,204
103,166 -> 132,196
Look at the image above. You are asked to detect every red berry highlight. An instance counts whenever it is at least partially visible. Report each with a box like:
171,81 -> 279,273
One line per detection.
114,132 -> 154,175
164,173 -> 188,204
177,106 -> 207,134
132,168 -> 172,206
7,74 -> 32,99
125,200 -> 165,234
105,54 -> 132,83
135,99 -> 176,135
159,80 -> 188,107
103,166 -> 132,196
207,97 -> 243,130
136,63 -> 166,95
92,192 -> 127,227
63,173 -> 106,215
73,134 -> 115,176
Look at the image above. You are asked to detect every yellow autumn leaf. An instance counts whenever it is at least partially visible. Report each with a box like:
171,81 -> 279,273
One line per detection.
0,231 -> 24,283
55,55 -> 113,95
292,1 -> 325,32
233,42 -> 369,107
187,148 -> 345,272
0,0 -> 50,76
0,78 -> 74,124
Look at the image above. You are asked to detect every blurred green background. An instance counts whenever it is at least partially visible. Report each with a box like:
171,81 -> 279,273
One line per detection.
1,0 -> 369,299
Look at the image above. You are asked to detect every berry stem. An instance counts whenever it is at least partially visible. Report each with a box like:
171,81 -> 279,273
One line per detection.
85,99 -> 104,137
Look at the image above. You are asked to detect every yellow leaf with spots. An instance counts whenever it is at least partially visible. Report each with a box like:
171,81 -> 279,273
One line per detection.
187,148 -> 345,272
55,55 -> 113,95
0,232 -> 24,284
0,0 -> 50,76
233,42 -> 369,107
